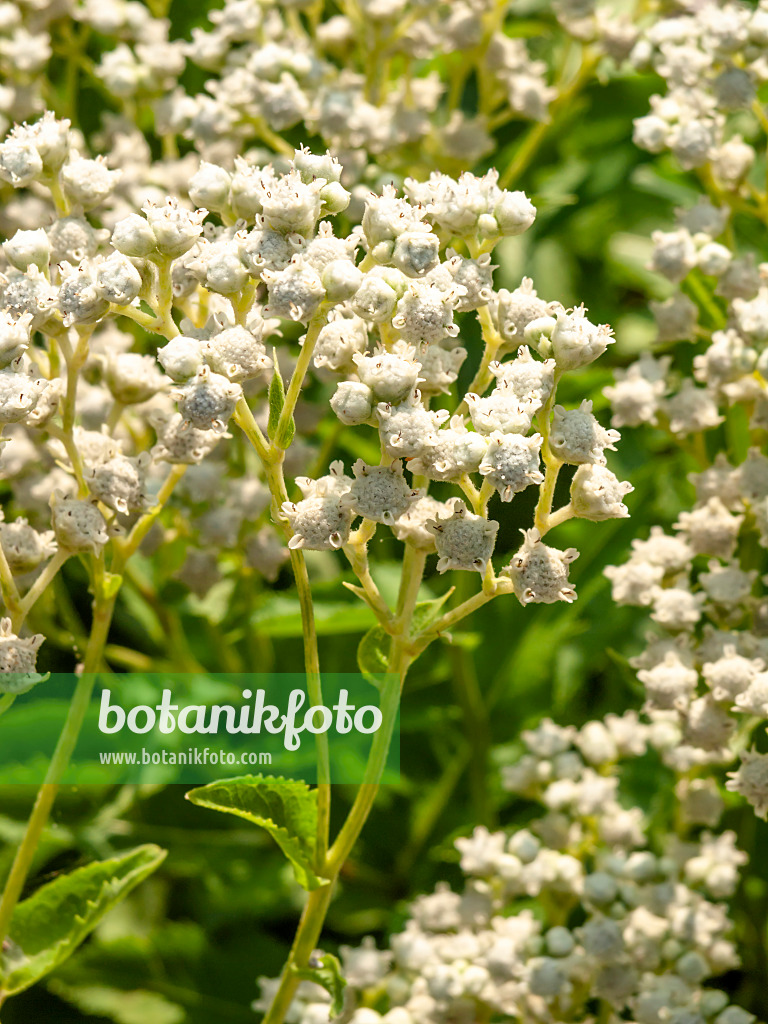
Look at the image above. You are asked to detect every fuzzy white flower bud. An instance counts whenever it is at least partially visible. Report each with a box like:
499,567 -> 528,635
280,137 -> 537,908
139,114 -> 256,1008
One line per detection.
504,528 -> 578,605
50,492 -> 109,555
331,381 -> 374,425
157,336 -> 205,382
342,459 -> 416,525
142,198 -> 207,258
478,431 -> 544,501
172,366 -> 242,432
96,252 -> 143,305
428,498 -> 498,574
111,213 -> 158,258
3,229 -> 50,271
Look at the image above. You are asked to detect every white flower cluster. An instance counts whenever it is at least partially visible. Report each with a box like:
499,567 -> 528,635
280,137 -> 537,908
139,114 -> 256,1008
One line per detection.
630,2 -> 768,182
605,455 -> 768,817
0,112 -> 629,681
0,0 -> 59,141
0,0 -> 651,231
272,161 -> 629,596
605,180 -> 768,821
257,714 -> 755,1024
86,0 -> 561,170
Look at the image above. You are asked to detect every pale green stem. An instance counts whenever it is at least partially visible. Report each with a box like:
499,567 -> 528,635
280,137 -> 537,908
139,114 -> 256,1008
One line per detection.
456,301 -> 502,416
230,283 -> 256,327
343,537 -> 393,628
13,551 -> 71,632
265,456 -> 331,864
545,502 -> 575,532
250,117 -> 295,157
111,303 -> 158,332
271,313 -> 327,452
260,886 -> 335,1024
0,580 -> 117,959
534,457 -> 564,535
153,257 -> 180,340
106,401 -> 125,434
262,548 -> 426,1024
45,175 -> 70,217
458,474 -> 481,511
478,478 -> 494,517
534,372 -> 562,535
413,577 -> 514,655
0,695 -> 15,718
0,542 -> 21,622
234,398 -> 331,865
234,397 -> 270,463
57,331 -> 90,495
0,462 -> 189,972
115,465 -> 188,563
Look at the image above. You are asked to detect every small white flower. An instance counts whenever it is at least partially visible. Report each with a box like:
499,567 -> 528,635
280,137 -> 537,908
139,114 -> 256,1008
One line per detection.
428,498 -> 498,574
726,749 -> 768,819
342,459 -> 416,525
504,528 -> 579,605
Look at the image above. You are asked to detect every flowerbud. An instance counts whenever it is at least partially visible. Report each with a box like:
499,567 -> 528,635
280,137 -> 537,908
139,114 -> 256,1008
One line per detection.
428,498 -> 499,574
571,465 -> 633,521
492,191 -> 537,236
111,213 -> 158,258
331,381 -> 374,425
142,198 -> 207,258
157,336 -> 205,381
61,155 -> 122,210
0,311 -> 31,368
322,258 -> 363,302
189,161 -> 232,213
3,229 -> 50,271
319,180 -> 351,214
0,136 -> 43,187
50,493 -> 109,555
96,252 -> 143,305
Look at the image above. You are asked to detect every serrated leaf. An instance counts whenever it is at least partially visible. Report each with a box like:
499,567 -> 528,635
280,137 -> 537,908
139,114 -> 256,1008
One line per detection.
357,626 -> 390,689
0,844 -> 166,997
293,952 -> 346,1018
185,775 -> 327,890
411,589 -> 454,634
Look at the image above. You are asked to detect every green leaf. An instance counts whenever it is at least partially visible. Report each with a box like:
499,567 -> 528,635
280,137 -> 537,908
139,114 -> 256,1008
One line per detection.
185,577 -> 235,624
267,349 -> 294,446
357,625 -> 390,688
252,598 -> 375,638
100,572 -> 124,601
48,982 -> 184,1024
185,775 -> 327,890
0,844 -> 166,997
293,952 -> 347,1018
0,671 -> 49,696
411,589 -> 454,634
